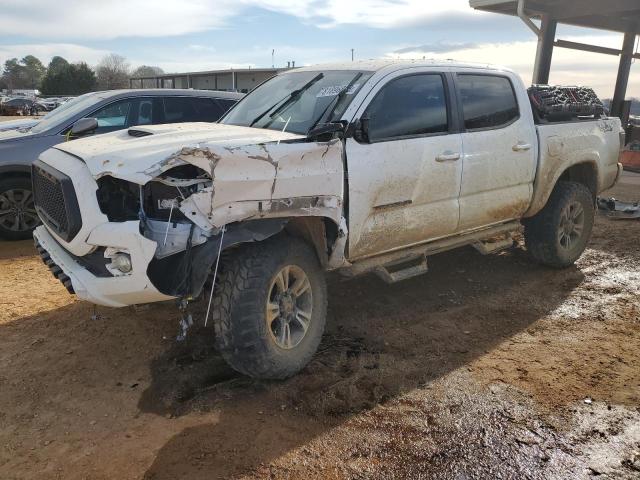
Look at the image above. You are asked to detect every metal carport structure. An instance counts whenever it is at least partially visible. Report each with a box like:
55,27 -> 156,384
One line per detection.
469,0 -> 639,119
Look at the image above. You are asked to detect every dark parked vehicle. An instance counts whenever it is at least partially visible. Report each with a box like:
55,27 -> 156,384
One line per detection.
0,98 -> 38,116
0,89 -> 243,240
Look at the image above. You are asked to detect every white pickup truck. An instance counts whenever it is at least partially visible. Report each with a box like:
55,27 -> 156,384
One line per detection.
32,60 -> 623,379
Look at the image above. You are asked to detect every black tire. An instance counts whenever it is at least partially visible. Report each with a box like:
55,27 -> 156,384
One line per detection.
210,235 -> 327,379
0,176 -> 40,241
524,181 -> 594,268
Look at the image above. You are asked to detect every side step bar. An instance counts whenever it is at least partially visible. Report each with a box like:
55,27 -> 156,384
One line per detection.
374,254 -> 428,284
472,233 -> 515,255
343,221 -> 521,282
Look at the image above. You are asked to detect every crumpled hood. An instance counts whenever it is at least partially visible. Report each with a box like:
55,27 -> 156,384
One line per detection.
53,122 -> 304,182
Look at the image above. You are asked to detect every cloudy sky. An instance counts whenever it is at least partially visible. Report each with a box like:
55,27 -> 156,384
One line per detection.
1,0 -> 638,98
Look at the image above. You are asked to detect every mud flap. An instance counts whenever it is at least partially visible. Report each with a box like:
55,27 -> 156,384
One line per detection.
146,218 -> 288,297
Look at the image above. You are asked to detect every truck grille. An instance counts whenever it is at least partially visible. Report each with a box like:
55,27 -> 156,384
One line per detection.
32,160 -> 82,242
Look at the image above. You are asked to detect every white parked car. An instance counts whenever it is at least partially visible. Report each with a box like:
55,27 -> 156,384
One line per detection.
32,60 -> 623,379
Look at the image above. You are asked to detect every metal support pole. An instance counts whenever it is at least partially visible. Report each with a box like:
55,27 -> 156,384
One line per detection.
611,31 -> 637,119
532,14 -> 557,84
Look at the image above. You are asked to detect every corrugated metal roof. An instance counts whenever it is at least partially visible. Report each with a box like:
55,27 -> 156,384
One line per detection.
470,0 -> 640,34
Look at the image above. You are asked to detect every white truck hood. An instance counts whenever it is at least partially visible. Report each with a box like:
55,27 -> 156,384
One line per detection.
53,122 -> 305,183
47,121 -> 345,233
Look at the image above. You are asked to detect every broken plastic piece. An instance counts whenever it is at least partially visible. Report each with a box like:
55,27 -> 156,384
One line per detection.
597,197 -> 640,220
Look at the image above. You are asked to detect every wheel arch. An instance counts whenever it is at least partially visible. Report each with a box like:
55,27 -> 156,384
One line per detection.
0,165 -> 32,179
556,161 -> 598,200
525,159 -> 599,218
283,216 -> 339,268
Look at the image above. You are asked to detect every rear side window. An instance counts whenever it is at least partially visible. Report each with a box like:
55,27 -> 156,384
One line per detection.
134,99 -> 153,126
163,97 -> 225,123
457,75 -> 519,130
364,74 -> 448,142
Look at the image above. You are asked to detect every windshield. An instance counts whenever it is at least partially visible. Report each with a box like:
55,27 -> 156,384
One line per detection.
221,70 -> 373,135
31,92 -> 105,134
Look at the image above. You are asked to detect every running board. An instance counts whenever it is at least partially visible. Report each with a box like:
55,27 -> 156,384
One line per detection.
342,221 -> 522,279
472,233 -> 514,255
374,254 -> 428,284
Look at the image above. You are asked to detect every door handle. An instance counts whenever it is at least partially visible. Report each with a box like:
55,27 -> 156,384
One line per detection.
435,151 -> 461,162
512,142 -> 532,152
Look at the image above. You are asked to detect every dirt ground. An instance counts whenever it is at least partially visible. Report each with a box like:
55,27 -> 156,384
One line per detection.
0,173 -> 639,480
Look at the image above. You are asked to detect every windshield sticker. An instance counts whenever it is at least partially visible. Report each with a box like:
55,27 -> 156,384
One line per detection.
316,84 -> 360,98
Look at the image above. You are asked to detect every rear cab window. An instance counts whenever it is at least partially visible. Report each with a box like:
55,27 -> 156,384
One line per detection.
457,74 -> 519,130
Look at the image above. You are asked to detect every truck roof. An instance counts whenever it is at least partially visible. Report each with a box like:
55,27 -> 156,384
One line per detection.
294,59 -> 517,75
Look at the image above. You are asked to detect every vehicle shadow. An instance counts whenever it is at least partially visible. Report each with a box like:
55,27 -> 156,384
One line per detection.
140,245 -> 586,479
0,238 -> 38,260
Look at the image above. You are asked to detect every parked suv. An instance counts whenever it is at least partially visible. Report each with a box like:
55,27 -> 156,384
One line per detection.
0,89 -> 243,240
32,61 -> 622,379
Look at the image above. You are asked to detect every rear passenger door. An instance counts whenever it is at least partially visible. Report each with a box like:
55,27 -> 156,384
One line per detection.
346,70 -> 463,259
455,72 -> 537,231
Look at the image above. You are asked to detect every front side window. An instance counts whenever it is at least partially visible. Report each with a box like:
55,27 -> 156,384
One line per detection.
32,92 -> 101,134
221,70 -> 373,135
364,74 -> 448,142
94,99 -> 133,131
457,74 -> 519,130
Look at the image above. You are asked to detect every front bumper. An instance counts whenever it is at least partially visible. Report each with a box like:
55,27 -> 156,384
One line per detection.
34,224 -> 175,308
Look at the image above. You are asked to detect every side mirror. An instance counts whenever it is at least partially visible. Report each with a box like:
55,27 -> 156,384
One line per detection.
307,122 -> 345,140
69,117 -> 98,138
353,116 -> 370,143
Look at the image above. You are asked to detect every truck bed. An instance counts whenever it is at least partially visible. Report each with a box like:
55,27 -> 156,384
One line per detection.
526,117 -> 622,217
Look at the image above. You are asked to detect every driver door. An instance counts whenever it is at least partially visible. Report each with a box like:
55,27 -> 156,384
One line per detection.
345,70 -> 463,260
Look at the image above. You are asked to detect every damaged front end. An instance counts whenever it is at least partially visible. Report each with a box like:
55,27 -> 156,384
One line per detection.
34,123 -> 346,306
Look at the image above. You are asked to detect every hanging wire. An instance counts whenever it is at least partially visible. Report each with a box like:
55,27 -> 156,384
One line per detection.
204,225 -> 226,327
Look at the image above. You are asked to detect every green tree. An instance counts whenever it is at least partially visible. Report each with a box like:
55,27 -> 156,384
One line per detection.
72,62 -> 97,94
20,55 -> 46,89
47,56 -> 70,75
2,58 -> 25,89
40,57 -> 72,94
40,57 -> 96,95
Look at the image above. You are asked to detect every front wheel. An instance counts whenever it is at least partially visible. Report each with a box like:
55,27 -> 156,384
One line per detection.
0,177 -> 40,241
210,235 -> 327,379
524,181 -> 595,268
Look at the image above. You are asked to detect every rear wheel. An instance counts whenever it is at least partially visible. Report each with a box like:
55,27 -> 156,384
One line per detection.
210,235 -> 327,379
0,177 -> 40,241
524,181 -> 594,268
